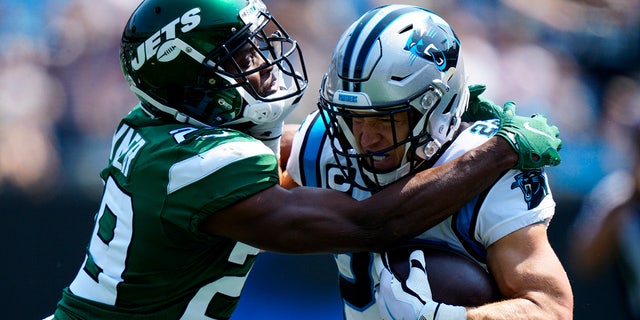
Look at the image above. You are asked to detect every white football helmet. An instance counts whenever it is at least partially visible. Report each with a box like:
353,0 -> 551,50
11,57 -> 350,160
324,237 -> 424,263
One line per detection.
318,4 -> 469,191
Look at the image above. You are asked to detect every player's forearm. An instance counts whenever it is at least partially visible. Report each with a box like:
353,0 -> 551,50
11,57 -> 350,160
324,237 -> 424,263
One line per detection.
465,295 -> 573,320
202,138 -> 517,254
367,137 -> 517,245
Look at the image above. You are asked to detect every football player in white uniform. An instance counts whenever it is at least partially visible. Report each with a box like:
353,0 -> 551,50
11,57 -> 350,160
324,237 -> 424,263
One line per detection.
284,5 -> 572,320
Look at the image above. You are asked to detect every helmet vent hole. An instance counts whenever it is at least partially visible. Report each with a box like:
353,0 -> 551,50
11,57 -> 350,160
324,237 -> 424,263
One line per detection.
391,74 -> 410,82
154,6 -> 161,14
399,24 -> 413,34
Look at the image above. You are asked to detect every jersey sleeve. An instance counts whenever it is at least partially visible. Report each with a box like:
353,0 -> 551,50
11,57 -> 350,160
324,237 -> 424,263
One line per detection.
434,120 -> 556,247
476,169 -> 556,247
434,120 -> 500,167
285,118 -> 308,186
286,110 -> 328,187
161,131 -> 279,234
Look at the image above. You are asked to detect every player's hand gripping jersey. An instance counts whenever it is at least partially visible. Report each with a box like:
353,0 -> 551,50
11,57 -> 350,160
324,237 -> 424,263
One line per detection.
287,111 -> 556,320
55,106 -> 279,319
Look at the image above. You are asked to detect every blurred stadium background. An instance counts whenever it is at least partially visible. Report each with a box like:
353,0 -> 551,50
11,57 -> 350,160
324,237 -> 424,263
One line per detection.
2,0 -> 639,319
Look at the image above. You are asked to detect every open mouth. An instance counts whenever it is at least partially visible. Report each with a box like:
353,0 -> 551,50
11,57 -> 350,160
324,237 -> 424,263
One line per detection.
367,152 -> 395,170
261,78 -> 278,96
371,154 -> 388,162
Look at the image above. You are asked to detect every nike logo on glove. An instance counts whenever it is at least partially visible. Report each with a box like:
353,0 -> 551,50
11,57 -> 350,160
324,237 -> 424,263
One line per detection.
524,122 -> 555,139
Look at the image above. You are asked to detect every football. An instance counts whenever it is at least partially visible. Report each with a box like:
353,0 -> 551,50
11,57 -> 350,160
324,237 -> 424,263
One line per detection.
384,244 -> 501,306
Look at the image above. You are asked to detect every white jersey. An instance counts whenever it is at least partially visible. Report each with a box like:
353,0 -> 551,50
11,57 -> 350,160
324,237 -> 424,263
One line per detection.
287,111 -> 556,320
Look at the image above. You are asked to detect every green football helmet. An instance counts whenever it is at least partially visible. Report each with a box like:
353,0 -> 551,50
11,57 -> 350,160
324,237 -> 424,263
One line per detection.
120,0 -> 308,127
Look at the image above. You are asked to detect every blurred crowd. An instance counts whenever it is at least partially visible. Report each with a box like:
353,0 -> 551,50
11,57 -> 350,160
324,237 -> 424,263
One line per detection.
1,0 -> 639,198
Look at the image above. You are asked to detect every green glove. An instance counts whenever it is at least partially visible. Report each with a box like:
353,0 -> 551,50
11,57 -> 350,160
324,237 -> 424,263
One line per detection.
496,102 -> 562,170
462,84 -> 504,122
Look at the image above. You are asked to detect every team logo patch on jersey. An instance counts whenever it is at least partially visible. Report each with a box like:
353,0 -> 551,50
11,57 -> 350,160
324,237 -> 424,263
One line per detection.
510,169 -> 549,210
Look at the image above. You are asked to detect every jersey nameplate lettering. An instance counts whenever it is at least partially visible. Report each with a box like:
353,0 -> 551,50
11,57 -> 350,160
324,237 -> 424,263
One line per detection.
110,124 -> 146,177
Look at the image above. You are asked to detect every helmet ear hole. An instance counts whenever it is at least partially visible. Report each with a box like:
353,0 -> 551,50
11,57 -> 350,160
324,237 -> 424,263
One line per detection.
442,95 -> 456,114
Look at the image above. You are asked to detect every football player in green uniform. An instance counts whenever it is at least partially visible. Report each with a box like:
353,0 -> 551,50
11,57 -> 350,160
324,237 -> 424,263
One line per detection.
48,0 -> 562,319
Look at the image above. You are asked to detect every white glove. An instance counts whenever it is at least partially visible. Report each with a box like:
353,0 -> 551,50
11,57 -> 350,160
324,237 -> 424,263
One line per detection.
375,250 -> 467,320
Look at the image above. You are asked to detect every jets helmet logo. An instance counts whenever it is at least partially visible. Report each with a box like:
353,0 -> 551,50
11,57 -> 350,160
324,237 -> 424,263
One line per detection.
510,169 -> 549,210
130,8 -> 201,71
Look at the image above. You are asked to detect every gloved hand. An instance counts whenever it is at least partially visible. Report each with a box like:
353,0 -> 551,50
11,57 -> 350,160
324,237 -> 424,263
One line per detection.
461,84 -> 504,122
462,84 -> 562,170
375,251 -> 466,320
496,103 -> 562,170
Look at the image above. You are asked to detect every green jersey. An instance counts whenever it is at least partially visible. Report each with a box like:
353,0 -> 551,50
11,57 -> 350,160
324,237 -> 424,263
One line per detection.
54,105 -> 279,320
